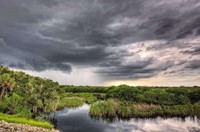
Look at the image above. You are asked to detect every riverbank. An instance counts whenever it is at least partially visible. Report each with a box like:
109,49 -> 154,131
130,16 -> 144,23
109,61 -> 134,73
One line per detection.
0,120 -> 59,132
0,113 -> 60,131
0,113 -> 54,129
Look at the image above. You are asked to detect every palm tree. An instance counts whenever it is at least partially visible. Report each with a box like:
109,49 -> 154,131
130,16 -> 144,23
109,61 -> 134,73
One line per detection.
0,73 -> 16,100
36,79 -> 60,113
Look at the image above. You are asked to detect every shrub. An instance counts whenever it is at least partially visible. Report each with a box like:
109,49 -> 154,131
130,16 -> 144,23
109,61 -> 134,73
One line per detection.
188,89 -> 200,103
1,93 -> 23,114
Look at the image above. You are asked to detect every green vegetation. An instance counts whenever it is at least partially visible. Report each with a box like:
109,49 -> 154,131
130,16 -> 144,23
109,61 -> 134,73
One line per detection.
90,100 -> 200,118
0,66 -> 104,127
0,66 -> 61,128
90,101 -> 116,118
58,92 -> 98,109
0,66 -> 60,118
59,85 -> 109,93
88,85 -> 200,118
58,97 -> 85,108
0,65 -> 200,126
0,113 -> 53,129
60,93 -> 98,104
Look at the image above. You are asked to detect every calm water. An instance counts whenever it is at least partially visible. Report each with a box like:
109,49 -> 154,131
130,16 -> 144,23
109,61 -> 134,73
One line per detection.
51,104 -> 200,132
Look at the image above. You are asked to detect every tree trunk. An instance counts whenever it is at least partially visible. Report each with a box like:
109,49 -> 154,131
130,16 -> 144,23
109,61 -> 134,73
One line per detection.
0,87 -> 5,100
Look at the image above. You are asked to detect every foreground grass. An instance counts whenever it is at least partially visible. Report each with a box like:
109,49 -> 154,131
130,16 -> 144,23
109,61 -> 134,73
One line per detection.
89,99 -> 200,119
0,113 -> 53,129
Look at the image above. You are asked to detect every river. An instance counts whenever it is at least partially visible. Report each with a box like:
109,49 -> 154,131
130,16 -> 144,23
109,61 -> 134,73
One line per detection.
51,104 -> 200,132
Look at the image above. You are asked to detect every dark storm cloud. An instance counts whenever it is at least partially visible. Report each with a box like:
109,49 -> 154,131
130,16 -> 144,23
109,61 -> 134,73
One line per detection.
39,0 -> 200,44
97,65 -> 157,79
39,0 -> 144,46
36,0 -> 60,7
181,46 -> 200,55
185,60 -> 200,69
0,0 -> 200,79
0,43 -> 72,72
97,58 -> 175,79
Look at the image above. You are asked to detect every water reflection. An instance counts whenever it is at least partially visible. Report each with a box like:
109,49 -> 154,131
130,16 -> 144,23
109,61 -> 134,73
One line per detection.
52,104 -> 200,132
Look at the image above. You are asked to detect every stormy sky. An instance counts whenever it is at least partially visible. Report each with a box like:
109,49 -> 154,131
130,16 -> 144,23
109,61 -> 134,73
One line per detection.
0,0 -> 200,86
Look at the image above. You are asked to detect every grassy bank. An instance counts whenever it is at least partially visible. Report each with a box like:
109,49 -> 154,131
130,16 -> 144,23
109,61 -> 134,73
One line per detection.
89,100 -> 200,119
57,92 -> 98,109
58,97 -> 85,108
61,93 -> 98,104
0,113 -> 53,129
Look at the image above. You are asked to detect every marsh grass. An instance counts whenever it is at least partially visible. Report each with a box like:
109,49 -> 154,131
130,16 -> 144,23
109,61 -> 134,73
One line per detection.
61,93 -> 97,104
0,113 -> 53,129
193,104 -> 200,116
58,97 -> 85,109
132,104 -> 162,117
89,100 -> 200,119
90,101 -> 116,117
58,92 -> 99,110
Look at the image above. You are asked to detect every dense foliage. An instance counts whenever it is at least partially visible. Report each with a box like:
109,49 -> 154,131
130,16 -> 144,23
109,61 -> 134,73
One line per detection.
0,66 -> 60,118
61,84 -> 200,106
59,85 -> 109,93
106,85 -> 200,105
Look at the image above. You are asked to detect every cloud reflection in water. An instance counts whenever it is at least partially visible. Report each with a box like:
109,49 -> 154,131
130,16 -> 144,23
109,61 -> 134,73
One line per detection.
54,104 -> 200,132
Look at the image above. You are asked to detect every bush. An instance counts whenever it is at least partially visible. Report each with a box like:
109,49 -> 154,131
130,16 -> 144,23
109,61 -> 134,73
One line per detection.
106,85 -> 144,101
1,93 -> 23,114
188,89 -> 200,103
16,108 -> 32,119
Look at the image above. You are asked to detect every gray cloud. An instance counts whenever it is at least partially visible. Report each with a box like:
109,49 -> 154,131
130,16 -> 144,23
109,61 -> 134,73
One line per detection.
181,46 -> 200,55
185,60 -> 200,69
0,0 -> 200,82
0,37 -> 6,46
97,66 -> 157,80
0,41 -> 72,72
38,0 -> 200,44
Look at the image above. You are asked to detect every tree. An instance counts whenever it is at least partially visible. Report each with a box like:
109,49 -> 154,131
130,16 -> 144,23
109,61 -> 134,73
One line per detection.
0,73 -> 16,100
2,92 -> 23,114
36,79 -> 59,113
